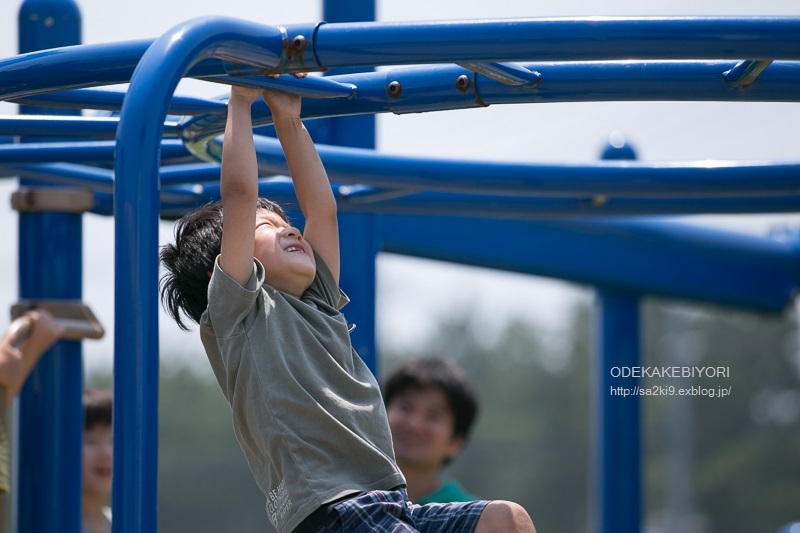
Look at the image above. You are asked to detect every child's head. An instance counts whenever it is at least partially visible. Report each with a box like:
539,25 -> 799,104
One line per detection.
83,388 -> 113,499
160,198 -> 288,330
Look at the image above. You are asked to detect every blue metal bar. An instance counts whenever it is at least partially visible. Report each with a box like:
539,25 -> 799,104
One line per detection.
12,162 -> 113,190
380,215 -> 800,313
596,288 -> 642,533
10,88 -> 228,115
246,135 -> 800,198
141,168 -> 800,219
204,73 -> 358,99
4,18 -> 800,102
114,155 -> 800,219
312,17 -> 800,67
8,164 -> 204,210
113,16 -> 295,532
0,139 -> 190,165
181,60 -> 800,154
0,39 -> 251,101
0,39 -> 151,100
338,190 -> 800,217
323,0 -> 379,373
17,215 -> 85,533
150,184 -> 800,323
0,115 -> 121,138
16,2 -> 83,533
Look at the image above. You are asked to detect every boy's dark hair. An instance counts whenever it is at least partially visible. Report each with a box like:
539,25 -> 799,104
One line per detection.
84,388 -> 113,431
159,198 -> 288,330
383,356 -> 479,442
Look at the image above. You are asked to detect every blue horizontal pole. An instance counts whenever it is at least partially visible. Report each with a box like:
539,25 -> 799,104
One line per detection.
0,38 -> 253,101
247,135 -> 800,197
338,189 -> 800,217
310,17 -> 800,67
181,60 -> 800,151
0,139 -> 190,164
11,88 -> 228,115
0,115 -> 122,137
4,17 -> 800,103
12,163 -> 113,190
380,215 -> 800,312
205,73 -> 357,99
9,164 -> 206,207
150,161 -> 800,219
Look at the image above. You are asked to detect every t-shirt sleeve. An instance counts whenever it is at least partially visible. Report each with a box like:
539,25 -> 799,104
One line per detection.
205,255 -> 265,337
304,252 -> 350,311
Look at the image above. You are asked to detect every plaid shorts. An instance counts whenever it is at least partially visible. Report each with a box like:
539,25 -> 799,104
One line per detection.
301,488 -> 489,532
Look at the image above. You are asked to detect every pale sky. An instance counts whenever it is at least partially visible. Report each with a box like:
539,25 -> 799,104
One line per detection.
1,0 -> 799,374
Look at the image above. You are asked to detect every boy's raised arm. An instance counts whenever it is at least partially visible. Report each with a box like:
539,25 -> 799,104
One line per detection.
264,87 -> 340,284
219,87 -> 262,287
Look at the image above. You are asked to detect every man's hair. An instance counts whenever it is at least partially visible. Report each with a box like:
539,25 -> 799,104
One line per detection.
84,388 -> 113,431
159,198 -> 288,330
383,356 -> 479,442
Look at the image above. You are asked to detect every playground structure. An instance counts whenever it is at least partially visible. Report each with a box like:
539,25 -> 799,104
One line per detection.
2,0 -> 800,531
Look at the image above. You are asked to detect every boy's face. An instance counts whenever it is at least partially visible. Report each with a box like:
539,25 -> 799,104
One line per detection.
386,386 -> 465,470
83,424 -> 113,498
254,210 -> 316,296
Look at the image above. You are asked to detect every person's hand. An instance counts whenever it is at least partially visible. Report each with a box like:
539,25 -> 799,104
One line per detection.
20,310 -> 64,358
0,338 -> 23,395
0,310 -> 64,402
261,73 -> 308,120
229,85 -> 263,107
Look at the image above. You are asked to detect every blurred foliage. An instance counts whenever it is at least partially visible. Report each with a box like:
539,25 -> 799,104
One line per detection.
88,297 -> 800,533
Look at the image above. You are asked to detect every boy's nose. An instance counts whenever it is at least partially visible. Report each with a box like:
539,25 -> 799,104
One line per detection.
282,226 -> 301,238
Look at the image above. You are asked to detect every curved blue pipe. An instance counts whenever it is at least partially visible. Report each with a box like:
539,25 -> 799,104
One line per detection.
113,16 -> 292,532
4,17 -> 800,105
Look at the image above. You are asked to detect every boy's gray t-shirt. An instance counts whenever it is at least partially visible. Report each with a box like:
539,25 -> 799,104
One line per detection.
199,254 -> 405,533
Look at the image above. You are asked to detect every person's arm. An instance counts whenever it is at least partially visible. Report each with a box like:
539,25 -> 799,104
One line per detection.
263,85 -> 340,283
218,86 -> 263,287
0,310 -> 64,403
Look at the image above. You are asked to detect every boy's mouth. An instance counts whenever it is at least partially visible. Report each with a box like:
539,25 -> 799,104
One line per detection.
285,245 -> 304,253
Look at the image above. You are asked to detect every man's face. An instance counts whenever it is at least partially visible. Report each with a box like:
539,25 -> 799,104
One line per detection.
386,386 -> 464,470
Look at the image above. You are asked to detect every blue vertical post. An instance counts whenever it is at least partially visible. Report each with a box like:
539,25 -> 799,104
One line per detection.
322,0 -> 380,372
596,288 -> 642,533
595,135 -> 641,533
16,1 -> 83,533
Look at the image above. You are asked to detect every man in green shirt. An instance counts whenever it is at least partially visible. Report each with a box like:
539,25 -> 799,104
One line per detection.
384,357 -> 480,504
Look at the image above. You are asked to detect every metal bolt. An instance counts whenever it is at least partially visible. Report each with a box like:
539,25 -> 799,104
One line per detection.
456,75 -> 471,92
291,35 -> 307,54
387,81 -> 402,98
